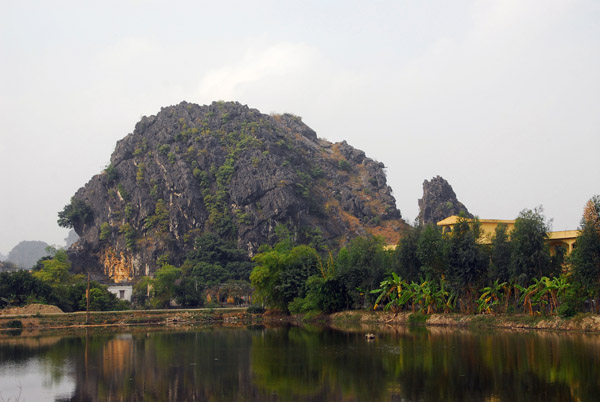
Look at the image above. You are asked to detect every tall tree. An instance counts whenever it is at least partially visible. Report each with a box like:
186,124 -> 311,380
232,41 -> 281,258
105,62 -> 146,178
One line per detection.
488,223 -> 512,284
392,226 -> 423,283
335,236 -> 390,309
572,196 -> 600,311
33,250 -> 73,285
416,224 -> 447,280
446,215 -> 486,313
250,244 -> 319,312
509,207 -> 551,286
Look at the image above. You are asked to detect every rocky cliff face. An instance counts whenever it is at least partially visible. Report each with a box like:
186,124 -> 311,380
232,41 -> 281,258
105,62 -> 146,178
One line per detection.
66,101 -> 405,282
417,176 -> 472,225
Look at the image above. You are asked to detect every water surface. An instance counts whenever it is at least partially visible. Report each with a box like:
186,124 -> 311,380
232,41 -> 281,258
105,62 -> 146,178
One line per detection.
1,325 -> 599,401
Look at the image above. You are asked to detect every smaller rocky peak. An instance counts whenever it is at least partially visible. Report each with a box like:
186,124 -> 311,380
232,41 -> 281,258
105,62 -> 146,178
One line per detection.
336,140 -> 366,165
278,113 -> 317,141
417,176 -> 472,225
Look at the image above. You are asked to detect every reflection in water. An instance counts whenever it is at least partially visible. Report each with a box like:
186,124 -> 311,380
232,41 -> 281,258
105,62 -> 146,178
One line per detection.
0,325 -> 599,401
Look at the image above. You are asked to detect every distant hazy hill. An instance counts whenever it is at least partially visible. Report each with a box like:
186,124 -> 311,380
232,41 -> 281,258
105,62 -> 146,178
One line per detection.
65,229 -> 79,248
63,101 -> 406,282
6,240 -> 50,269
0,252 -> 5,261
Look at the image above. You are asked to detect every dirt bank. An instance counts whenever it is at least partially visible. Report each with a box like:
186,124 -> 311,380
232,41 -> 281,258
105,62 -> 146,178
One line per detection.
0,307 -> 260,333
4,306 -> 600,334
329,311 -> 600,333
0,304 -> 64,316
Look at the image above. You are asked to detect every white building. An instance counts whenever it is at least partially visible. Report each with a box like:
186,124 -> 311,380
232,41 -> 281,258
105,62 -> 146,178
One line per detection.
107,285 -> 133,302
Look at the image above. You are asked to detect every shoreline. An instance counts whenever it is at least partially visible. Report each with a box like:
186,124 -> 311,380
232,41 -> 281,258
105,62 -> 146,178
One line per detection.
327,310 -> 600,333
3,307 -> 600,334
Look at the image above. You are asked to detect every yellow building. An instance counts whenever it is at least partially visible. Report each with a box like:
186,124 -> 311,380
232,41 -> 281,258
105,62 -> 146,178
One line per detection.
436,215 -> 580,255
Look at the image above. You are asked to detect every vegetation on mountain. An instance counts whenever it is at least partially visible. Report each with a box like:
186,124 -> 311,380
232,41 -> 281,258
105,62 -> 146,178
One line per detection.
63,101 -> 405,282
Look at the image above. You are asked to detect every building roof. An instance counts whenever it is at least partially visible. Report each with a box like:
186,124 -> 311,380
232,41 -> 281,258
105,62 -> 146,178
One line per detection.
547,230 -> 580,240
436,215 -> 515,226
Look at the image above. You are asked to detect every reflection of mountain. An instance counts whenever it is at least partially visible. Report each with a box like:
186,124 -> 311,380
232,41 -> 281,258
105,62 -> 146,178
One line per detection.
2,328 -> 600,401
69,329 -> 256,401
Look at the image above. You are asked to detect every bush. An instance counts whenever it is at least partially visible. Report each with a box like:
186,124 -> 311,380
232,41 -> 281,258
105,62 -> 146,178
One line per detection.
247,305 -> 265,314
558,286 -> 586,318
4,320 -> 23,329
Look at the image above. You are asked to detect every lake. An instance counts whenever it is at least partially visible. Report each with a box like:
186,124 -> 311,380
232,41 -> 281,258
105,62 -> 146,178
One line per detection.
1,324 -> 599,401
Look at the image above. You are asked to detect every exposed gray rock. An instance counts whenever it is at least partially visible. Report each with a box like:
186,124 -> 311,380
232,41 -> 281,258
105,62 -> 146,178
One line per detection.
64,101 -> 406,281
417,176 -> 473,225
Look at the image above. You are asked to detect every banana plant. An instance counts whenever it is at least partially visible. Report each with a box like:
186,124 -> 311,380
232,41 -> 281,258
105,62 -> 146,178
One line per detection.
434,277 -> 456,313
478,279 -> 507,314
372,272 -> 411,312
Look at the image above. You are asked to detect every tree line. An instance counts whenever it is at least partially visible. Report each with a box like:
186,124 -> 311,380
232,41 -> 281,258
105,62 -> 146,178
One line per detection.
2,197 -> 599,317
0,248 -> 129,312
251,199 -> 600,318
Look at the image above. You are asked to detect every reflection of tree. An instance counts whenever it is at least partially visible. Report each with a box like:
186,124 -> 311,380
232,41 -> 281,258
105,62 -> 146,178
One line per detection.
2,327 -> 600,401
378,330 -> 594,401
251,326 -> 389,401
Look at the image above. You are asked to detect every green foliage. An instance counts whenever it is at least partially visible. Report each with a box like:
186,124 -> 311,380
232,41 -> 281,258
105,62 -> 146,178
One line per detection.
158,144 -> 170,155
151,264 -> 181,308
4,320 -> 23,329
372,273 -> 411,312
77,283 -> 129,311
337,159 -> 351,171
174,276 -> 205,307
171,233 -> 254,307
136,163 -> 145,184
488,223 -> 511,283
58,198 -> 93,229
446,215 -> 486,312
416,224 -> 446,279
335,236 -> 391,309
133,277 -> 154,308
571,222 -> 600,304
0,270 -> 53,308
477,280 -> 507,314
99,222 -> 111,241
117,184 -> 130,201
510,207 -> 551,285
119,223 -> 137,250
392,226 -> 423,283
251,244 -> 320,312
144,199 -> 169,232
105,164 -> 119,183
33,250 -> 73,286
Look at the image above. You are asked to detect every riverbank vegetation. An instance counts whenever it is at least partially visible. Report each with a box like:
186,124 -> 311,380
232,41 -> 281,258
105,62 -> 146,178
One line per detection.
251,198 -> 600,319
0,249 -> 129,313
1,197 -> 599,324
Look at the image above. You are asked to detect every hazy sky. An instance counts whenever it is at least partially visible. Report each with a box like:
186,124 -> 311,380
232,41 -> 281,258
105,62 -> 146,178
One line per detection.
1,0 -> 599,254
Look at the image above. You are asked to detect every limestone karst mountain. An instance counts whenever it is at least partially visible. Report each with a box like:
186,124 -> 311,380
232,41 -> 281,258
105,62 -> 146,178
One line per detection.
417,175 -> 472,225
62,101 -> 406,282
